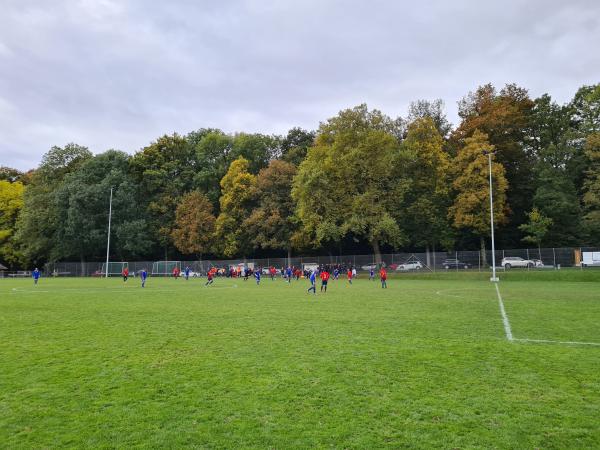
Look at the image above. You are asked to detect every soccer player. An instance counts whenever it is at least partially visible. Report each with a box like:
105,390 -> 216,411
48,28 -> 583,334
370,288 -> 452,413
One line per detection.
172,266 -> 180,279
122,266 -> 129,282
184,266 -> 190,280
205,268 -> 214,286
32,268 -> 40,285
352,267 -> 357,279
141,269 -> 147,288
285,266 -> 293,283
333,267 -> 339,280
307,270 -> 316,295
347,268 -> 353,284
320,268 -> 330,292
369,267 -> 375,281
380,267 -> 387,289
255,269 -> 261,285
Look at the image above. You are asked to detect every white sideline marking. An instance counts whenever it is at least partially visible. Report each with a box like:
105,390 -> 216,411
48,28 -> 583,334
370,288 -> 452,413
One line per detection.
495,284 -> 600,347
514,338 -> 600,347
494,283 -> 514,341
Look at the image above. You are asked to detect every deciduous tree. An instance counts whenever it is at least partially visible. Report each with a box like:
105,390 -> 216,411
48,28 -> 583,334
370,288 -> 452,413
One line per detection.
293,104 -> 406,263
172,191 -> 216,257
582,133 -> 600,244
215,158 -> 257,257
0,180 -> 24,267
519,208 -> 553,254
449,131 -> 508,258
245,160 -> 298,262
401,117 -> 452,253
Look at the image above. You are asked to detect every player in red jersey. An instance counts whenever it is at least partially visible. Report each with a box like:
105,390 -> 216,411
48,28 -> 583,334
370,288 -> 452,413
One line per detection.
347,268 -> 352,284
320,268 -> 330,293
122,266 -> 129,282
379,267 -> 387,289
205,268 -> 215,286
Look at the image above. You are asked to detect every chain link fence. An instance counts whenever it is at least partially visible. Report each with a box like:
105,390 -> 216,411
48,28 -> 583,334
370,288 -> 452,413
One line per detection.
16,246 -> 597,277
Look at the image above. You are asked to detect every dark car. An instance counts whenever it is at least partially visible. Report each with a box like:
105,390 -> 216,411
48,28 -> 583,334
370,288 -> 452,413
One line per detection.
442,259 -> 471,269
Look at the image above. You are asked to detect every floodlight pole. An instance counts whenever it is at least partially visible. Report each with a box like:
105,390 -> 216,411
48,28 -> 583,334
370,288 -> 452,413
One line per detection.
105,187 -> 113,278
487,152 -> 499,282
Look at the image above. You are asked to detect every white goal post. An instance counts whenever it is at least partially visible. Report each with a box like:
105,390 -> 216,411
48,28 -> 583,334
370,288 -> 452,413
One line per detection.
101,261 -> 129,277
152,261 -> 182,276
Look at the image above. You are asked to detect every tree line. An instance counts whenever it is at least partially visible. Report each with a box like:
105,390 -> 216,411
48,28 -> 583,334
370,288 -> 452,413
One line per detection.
1,82 -> 599,269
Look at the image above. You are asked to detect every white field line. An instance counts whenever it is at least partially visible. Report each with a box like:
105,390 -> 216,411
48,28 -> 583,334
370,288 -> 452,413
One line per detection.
494,283 -> 514,342
495,284 -> 600,347
514,338 -> 600,347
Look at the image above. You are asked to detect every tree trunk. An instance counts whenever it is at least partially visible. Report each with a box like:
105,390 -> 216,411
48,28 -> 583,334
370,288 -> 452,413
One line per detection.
372,240 -> 382,266
426,244 -> 431,268
80,254 -> 85,277
480,237 -> 487,267
287,246 -> 292,268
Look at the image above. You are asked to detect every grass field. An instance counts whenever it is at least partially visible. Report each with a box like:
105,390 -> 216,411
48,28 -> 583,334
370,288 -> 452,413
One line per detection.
1,271 -> 599,448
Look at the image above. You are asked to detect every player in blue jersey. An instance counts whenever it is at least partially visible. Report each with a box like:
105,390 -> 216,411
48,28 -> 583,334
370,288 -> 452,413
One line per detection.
333,267 -> 339,280
32,268 -> 41,285
307,270 -> 316,294
255,269 -> 261,285
140,269 -> 147,288
285,266 -> 293,283
369,267 -> 375,281
184,266 -> 190,280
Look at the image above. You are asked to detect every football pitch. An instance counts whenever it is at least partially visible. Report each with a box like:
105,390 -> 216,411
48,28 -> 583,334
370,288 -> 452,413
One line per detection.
1,272 -> 599,448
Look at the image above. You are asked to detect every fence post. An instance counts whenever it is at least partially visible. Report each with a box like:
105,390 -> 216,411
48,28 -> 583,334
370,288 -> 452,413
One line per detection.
526,248 -> 530,271
478,251 -> 481,272
455,251 -> 458,272
552,248 -> 556,269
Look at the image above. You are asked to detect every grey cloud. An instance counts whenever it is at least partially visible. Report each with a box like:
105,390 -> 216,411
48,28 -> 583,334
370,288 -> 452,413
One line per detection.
1,0 -> 599,170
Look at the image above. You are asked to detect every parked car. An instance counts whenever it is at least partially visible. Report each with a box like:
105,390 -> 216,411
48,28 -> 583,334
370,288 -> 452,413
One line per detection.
442,259 -> 470,269
396,261 -> 423,271
501,256 -> 535,269
531,259 -> 545,267
361,264 -> 377,271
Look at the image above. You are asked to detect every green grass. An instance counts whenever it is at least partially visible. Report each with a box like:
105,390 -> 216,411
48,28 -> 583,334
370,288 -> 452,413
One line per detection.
1,273 -> 599,448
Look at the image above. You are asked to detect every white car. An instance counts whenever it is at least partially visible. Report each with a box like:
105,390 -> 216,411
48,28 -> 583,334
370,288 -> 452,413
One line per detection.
501,257 -> 535,269
361,264 -> 377,271
396,261 -> 423,271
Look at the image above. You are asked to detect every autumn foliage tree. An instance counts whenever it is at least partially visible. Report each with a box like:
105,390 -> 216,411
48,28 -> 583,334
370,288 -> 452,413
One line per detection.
453,84 -> 534,245
172,191 -> 216,258
293,105 -> 406,263
401,117 -> 452,253
244,160 -> 298,262
0,180 -> 24,267
215,158 -> 257,258
449,130 -> 508,259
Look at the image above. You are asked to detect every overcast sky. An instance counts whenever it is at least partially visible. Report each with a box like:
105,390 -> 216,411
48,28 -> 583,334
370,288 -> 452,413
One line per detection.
1,0 -> 599,171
